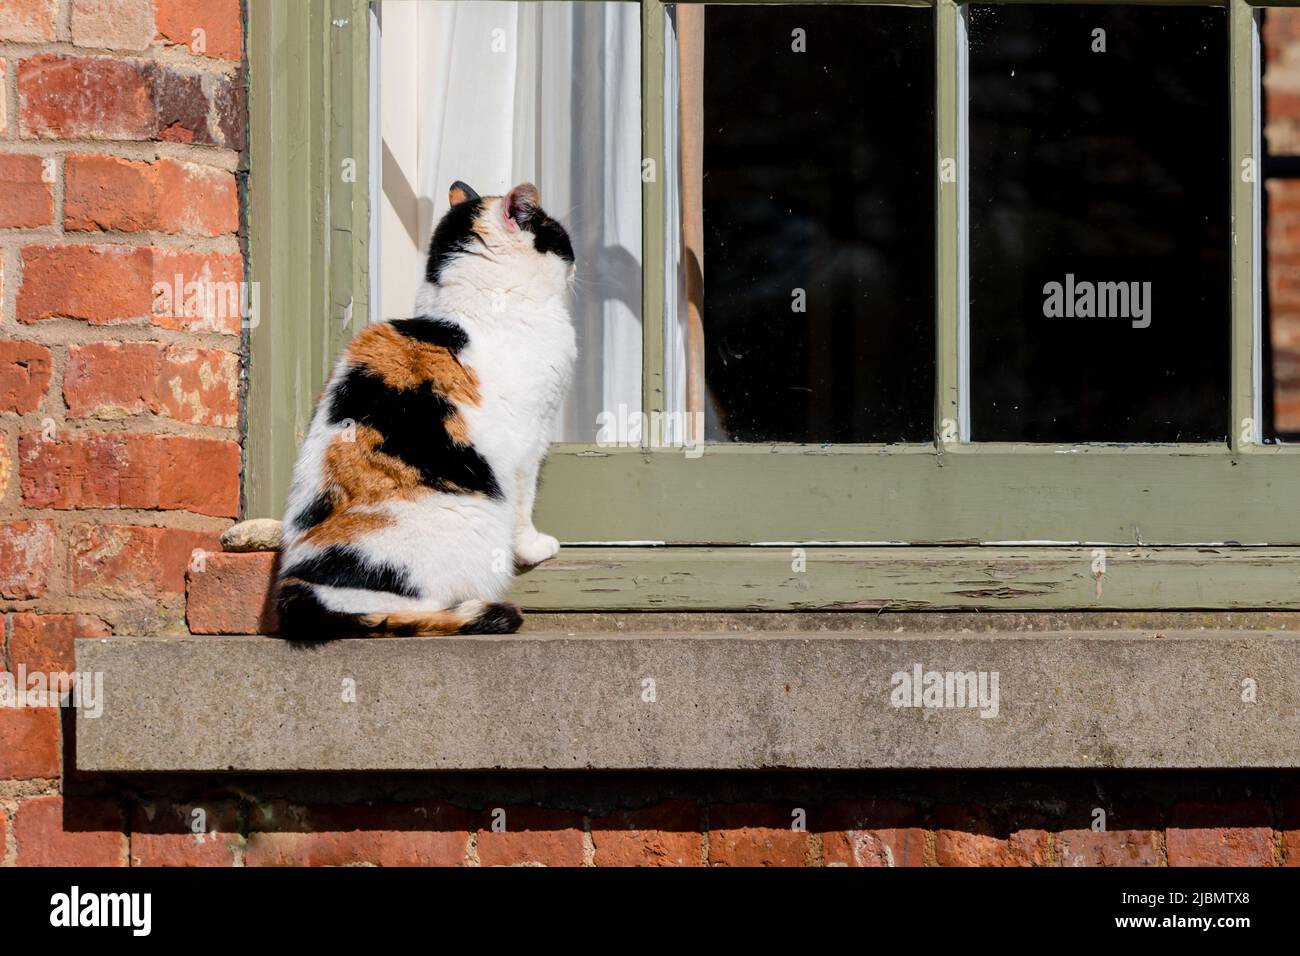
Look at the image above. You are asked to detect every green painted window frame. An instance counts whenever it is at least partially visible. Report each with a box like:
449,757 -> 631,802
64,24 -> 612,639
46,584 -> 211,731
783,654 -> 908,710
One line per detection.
247,0 -> 1300,612
246,0 -> 371,521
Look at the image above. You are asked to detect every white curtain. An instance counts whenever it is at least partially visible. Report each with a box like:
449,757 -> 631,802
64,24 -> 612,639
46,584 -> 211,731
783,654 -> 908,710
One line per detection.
378,0 -> 642,443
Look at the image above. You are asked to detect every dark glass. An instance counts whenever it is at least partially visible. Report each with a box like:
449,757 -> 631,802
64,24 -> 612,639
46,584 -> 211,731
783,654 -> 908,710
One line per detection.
968,4 -> 1230,442
700,5 -> 934,443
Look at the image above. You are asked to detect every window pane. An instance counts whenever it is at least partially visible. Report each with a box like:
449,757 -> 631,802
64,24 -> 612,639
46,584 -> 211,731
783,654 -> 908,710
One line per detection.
968,4 -> 1230,443
375,0 -> 641,443
680,4 -> 934,443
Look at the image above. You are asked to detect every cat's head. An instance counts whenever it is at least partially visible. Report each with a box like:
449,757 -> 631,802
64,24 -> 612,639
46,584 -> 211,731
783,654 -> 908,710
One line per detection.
425,180 -> 575,293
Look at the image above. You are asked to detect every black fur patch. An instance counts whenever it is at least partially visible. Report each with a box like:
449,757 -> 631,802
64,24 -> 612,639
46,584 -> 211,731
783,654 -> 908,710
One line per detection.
520,213 -> 575,263
390,316 -> 469,353
327,367 -> 503,498
281,545 -> 419,597
461,601 -> 523,635
288,490 -> 335,535
425,198 -> 483,284
276,580 -> 370,643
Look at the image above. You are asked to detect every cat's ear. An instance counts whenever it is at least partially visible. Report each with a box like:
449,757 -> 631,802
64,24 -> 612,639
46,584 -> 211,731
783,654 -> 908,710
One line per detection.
503,182 -> 541,231
448,181 -> 480,207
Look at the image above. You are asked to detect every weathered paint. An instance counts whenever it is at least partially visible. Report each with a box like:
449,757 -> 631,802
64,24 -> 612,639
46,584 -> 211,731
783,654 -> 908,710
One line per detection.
533,446 -> 1300,544
1231,0 -> 1257,453
511,545 -> 1300,610
936,0 -> 962,442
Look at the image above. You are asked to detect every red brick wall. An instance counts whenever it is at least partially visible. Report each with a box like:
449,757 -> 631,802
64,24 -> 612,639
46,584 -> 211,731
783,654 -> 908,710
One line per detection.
1,0 -> 1297,869
1266,9 -> 1300,434
0,0 -> 244,865
3,775 -> 1300,867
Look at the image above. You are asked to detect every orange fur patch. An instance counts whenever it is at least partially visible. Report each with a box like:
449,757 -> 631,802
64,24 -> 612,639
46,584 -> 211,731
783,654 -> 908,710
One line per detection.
445,411 -> 472,445
302,425 -> 423,546
303,323 -> 486,546
300,507 -> 392,548
359,608 -> 472,636
345,323 -> 481,406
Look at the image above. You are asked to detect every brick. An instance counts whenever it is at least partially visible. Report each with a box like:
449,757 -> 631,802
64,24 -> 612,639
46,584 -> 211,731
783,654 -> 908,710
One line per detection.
707,803 -> 809,867
21,432 -> 239,516
21,432 -> 160,509
820,800 -> 926,867
0,340 -> 53,413
154,161 -> 239,235
18,55 -> 244,148
158,435 -> 240,514
64,342 -> 163,418
19,243 -> 245,331
1166,801 -> 1275,867
476,806 -> 585,867
19,55 -> 157,141
246,802 -> 472,867
150,249 -> 245,334
0,0 -> 58,42
65,154 -> 238,237
9,613 -> 113,677
932,805 -> 1050,867
155,0 -> 242,61
18,244 -> 154,325
592,801 -> 702,867
0,439 -> 8,502
130,800 -> 241,866
70,523 -> 221,596
1056,828 -> 1162,867
1281,798 -> 1300,866
1265,7 -> 1300,54
72,0 -> 156,51
157,345 -> 239,425
1277,396 -> 1300,435
187,551 -> 278,635
64,341 -> 238,425
0,155 -> 53,228
0,808 -> 7,861
64,155 -> 155,233
0,520 -> 55,599
0,702 -> 60,778
14,797 -> 126,867
153,63 -> 244,148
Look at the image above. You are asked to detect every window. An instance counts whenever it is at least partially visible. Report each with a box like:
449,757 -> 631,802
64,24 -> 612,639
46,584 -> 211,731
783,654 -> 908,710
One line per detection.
969,4 -> 1230,443
689,4 -> 935,444
248,0 -> 1300,612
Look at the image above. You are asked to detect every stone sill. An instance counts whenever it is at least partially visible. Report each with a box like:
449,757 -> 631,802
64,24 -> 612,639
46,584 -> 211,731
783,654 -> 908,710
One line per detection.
74,630 -> 1300,772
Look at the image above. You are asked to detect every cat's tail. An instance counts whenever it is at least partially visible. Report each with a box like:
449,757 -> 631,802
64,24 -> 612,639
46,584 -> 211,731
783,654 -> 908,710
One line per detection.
276,581 -> 522,642
359,600 -> 523,637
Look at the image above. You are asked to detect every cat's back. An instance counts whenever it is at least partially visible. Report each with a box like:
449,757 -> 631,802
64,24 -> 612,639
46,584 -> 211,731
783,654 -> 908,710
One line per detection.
281,313 -> 504,551
336,315 -> 481,409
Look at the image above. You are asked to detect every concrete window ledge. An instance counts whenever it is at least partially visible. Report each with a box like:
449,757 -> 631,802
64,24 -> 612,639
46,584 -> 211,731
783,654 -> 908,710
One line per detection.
74,631 -> 1300,771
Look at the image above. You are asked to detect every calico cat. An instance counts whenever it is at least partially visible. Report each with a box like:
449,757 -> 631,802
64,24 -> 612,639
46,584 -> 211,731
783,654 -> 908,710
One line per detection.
274,181 -> 576,640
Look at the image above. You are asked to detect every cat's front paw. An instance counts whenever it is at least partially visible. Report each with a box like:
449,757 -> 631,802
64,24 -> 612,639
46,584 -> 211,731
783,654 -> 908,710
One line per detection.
515,529 -> 561,566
